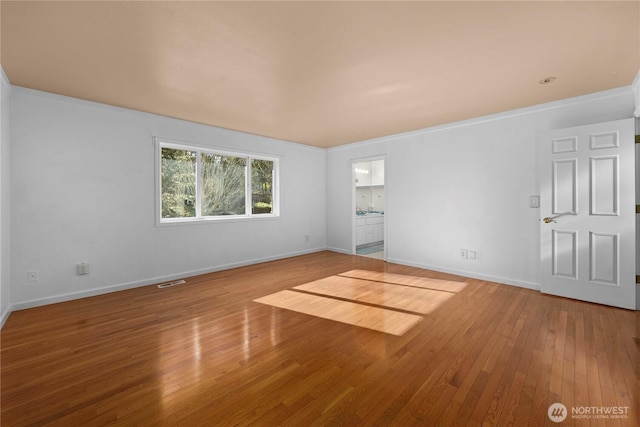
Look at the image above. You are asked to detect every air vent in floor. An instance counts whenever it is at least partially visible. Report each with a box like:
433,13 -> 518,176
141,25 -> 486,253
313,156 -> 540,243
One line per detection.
157,279 -> 186,289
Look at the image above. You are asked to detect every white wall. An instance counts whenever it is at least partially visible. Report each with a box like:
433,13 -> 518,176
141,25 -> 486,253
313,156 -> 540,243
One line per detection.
327,87 -> 636,289
5,81 -> 638,314
636,116 -> 640,311
633,70 -> 640,117
634,71 -> 640,310
0,69 -> 12,325
10,88 -> 327,308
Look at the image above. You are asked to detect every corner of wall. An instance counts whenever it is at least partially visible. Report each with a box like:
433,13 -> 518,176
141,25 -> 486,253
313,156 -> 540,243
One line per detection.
636,70 -> 639,310
636,86 -> 639,310
0,304 -> 11,328
0,65 -> 13,327
633,68 -> 640,118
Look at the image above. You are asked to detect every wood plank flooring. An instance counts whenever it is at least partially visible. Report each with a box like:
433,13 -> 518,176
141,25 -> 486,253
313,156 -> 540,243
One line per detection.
1,251 -> 638,426
255,289 -> 423,336
297,275 -> 458,314
339,269 -> 468,293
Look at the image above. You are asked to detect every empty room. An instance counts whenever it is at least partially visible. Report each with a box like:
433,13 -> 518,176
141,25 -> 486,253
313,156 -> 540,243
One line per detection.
1,1 -> 639,425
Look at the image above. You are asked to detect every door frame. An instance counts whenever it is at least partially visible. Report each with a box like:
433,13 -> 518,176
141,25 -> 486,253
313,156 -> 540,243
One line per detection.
352,155 -> 387,260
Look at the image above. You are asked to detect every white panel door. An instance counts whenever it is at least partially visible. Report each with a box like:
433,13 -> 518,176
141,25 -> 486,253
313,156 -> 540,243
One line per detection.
540,119 -> 635,309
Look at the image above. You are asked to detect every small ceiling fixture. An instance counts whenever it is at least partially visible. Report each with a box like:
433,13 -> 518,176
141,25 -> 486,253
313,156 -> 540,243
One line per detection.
538,76 -> 557,85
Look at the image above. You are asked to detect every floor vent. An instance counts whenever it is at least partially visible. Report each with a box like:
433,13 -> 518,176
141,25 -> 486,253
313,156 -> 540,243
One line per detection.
157,279 -> 186,289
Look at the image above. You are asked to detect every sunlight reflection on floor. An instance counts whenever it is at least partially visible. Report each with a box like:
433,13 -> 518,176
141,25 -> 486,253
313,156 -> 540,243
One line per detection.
254,271 -> 467,336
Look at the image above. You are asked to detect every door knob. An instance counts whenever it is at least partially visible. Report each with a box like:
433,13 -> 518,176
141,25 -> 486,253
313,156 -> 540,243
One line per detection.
541,212 -> 575,223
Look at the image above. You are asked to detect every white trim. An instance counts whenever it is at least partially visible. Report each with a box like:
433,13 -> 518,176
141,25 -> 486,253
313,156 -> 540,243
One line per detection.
155,212 -> 283,227
0,304 -> 12,329
326,246 -> 352,255
329,86 -> 634,151
11,247 -> 328,311
0,66 -> 11,329
7,247 -> 543,312
154,136 -> 286,160
10,86 -> 325,152
632,68 -> 640,117
386,257 -> 542,291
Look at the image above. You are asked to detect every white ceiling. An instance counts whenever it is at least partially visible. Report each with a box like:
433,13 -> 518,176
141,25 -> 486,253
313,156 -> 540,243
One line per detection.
2,1 -> 639,147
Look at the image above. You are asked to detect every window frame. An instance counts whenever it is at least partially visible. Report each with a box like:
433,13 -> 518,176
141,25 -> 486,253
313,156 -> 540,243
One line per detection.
154,137 -> 280,226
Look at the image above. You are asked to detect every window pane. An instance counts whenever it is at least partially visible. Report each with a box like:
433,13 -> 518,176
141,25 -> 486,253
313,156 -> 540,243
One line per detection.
201,153 -> 246,216
252,159 -> 274,214
161,148 -> 196,218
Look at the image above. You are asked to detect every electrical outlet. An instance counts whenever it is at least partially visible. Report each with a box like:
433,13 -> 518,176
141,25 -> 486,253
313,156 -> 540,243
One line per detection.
468,250 -> 477,261
27,270 -> 38,282
304,234 -> 310,242
460,249 -> 468,259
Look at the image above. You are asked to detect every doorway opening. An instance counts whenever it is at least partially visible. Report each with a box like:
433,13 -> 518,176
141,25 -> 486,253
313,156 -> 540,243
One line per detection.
353,158 -> 385,260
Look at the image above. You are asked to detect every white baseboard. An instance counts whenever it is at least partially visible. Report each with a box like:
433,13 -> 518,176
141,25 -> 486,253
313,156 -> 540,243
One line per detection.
326,246 -> 352,255
5,249 -> 632,318
386,257 -> 541,291
0,304 -> 12,329
11,247 -> 328,312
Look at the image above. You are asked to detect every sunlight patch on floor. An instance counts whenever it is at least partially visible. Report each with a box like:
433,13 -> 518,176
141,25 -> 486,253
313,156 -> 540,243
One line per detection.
339,270 -> 467,293
254,290 -> 423,336
253,271 -> 467,336
294,276 -> 454,315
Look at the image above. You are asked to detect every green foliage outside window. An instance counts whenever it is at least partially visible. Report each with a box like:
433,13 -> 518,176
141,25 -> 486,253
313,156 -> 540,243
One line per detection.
160,145 -> 277,220
251,159 -> 273,214
162,148 -> 196,218
201,153 -> 246,216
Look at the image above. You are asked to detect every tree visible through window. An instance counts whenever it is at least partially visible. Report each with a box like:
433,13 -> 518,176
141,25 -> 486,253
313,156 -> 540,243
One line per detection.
201,153 -> 246,216
161,148 -> 196,218
158,142 -> 278,222
252,159 -> 274,214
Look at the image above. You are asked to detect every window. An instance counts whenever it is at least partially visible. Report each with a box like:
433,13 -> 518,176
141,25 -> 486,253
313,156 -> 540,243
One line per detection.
156,139 -> 279,224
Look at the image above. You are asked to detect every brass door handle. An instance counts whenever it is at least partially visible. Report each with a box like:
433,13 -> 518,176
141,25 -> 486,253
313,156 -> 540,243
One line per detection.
541,212 -> 575,223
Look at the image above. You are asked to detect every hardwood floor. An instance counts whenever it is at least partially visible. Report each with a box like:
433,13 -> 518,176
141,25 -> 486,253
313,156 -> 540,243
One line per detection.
1,251 -> 638,426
